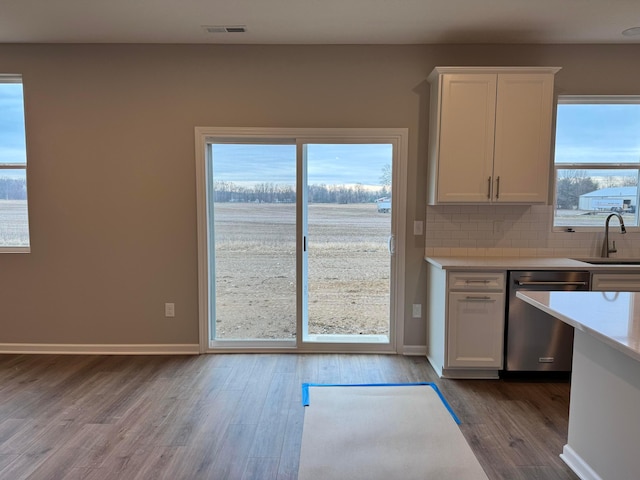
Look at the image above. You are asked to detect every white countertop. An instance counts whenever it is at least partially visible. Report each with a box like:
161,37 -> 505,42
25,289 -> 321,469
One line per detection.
425,256 -> 590,270
425,256 -> 640,271
516,291 -> 640,363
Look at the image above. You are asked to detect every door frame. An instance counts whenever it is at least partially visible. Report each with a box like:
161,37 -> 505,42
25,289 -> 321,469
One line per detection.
194,127 -> 408,353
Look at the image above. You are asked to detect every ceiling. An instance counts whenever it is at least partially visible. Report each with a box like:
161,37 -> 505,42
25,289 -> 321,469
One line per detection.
1,0 -> 640,45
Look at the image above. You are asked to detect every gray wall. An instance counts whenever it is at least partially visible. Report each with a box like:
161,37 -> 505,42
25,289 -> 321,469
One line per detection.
0,43 -> 638,347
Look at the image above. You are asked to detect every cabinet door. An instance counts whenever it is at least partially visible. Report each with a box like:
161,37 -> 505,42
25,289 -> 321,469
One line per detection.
493,73 -> 554,203
447,292 -> 505,368
436,74 -> 497,203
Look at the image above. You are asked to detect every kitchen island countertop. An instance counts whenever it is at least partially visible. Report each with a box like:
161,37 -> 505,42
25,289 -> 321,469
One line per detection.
515,290 -> 640,480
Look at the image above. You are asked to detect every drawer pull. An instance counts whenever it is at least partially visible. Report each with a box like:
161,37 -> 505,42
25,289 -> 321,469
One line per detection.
464,279 -> 491,284
464,295 -> 493,301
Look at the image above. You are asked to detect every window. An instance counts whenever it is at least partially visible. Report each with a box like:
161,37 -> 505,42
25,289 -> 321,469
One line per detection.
553,96 -> 640,230
0,74 -> 29,251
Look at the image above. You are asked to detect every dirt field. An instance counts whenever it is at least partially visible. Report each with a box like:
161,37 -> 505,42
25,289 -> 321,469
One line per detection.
0,200 -> 29,246
212,202 -> 391,340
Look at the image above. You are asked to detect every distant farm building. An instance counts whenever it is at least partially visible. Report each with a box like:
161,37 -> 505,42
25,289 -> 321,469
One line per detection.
376,197 -> 391,213
578,186 -> 637,211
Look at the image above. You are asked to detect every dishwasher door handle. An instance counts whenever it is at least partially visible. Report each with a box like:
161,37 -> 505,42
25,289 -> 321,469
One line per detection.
516,280 -> 588,287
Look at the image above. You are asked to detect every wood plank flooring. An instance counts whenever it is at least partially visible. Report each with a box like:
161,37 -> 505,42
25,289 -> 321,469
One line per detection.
0,354 -> 578,479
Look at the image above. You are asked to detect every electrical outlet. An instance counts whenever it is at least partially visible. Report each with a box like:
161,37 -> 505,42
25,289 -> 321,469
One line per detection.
413,220 -> 423,236
412,304 -> 422,318
165,303 -> 175,318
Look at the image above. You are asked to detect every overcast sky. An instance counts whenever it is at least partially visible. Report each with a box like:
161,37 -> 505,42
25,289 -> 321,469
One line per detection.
555,103 -> 640,164
0,83 -> 26,166
211,143 -> 392,187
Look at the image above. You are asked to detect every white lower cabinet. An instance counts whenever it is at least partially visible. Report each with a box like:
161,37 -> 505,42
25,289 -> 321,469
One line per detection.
427,265 -> 506,379
447,292 -> 505,368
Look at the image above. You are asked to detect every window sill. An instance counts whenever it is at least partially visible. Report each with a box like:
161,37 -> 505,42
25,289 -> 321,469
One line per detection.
0,246 -> 30,253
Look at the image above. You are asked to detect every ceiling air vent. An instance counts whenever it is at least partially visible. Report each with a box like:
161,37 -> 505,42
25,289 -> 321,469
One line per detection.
202,25 -> 247,34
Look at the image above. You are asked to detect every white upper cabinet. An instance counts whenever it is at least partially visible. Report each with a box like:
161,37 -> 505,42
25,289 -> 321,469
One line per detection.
427,67 -> 560,205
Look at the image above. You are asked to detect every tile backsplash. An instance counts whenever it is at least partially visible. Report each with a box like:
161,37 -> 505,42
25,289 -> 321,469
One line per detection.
424,204 -> 639,258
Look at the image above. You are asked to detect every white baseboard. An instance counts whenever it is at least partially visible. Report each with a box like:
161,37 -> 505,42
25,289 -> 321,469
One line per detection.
0,343 -> 200,355
401,345 -> 427,356
560,444 -> 602,480
0,342 -> 426,357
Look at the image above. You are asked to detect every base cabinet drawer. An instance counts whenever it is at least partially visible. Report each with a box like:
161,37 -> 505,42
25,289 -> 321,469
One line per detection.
591,273 -> 640,292
448,272 -> 505,291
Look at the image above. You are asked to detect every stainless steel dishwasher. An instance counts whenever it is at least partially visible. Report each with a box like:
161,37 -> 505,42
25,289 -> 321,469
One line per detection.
505,270 -> 590,373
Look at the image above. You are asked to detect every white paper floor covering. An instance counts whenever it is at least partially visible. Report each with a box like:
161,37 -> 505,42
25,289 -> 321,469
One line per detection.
298,384 -> 489,480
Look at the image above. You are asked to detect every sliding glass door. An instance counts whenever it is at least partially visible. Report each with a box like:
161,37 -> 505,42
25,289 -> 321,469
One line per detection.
209,143 -> 297,342
195,128 -> 406,351
302,143 -> 392,343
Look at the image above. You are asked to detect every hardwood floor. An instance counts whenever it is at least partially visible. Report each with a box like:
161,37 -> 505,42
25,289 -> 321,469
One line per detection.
0,354 -> 578,479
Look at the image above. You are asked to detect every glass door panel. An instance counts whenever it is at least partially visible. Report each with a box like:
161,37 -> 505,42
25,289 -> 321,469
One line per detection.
210,143 -> 296,341
303,143 -> 392,343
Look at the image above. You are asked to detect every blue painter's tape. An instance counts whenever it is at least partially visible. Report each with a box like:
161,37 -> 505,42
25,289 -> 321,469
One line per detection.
427,383 -> 461,425
300,382 -> 461,424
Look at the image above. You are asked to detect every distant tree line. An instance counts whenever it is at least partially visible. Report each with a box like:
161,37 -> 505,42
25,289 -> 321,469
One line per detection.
556,173 -> 598,210
0,177 -> 27,200
214,181 -> 389,204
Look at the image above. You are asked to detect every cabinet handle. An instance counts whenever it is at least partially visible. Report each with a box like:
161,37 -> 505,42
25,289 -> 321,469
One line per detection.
495,176 -> 500,199
464,295 -> 493,301
465,279 -> 491,284
487,176 -> 492,199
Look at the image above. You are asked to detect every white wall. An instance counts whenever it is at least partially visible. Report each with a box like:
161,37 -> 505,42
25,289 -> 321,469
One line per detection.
1,43 -> 640,349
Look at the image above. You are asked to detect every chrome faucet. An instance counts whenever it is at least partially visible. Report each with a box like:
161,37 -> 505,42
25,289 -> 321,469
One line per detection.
601,213 -> 626,257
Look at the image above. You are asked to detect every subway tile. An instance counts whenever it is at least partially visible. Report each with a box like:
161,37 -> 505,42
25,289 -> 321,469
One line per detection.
450,213 -> 470,223
460,223 -> 479,231
476,239 -> 496,248
496,238 -> 512,248
443,222 -> 462,231
451,231 -> 470,239
433,230 -> 453,239
456,240 -> 475,248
